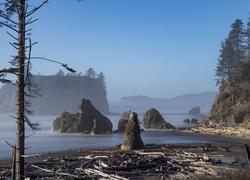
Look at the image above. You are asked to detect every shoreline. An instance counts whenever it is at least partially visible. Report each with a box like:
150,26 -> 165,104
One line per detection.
1,128 -> 249,163
1,128 -> 250,179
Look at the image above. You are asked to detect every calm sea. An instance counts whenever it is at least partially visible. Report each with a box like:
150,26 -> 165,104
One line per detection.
0,106 -> 209,160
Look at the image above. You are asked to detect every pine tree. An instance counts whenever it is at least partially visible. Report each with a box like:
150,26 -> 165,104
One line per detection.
85,67 -> 96,78
215,19 -> 246,104
96,71 -> 106,90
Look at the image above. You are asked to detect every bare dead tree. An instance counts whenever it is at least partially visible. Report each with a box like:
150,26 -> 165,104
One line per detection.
0,1 -> 76,179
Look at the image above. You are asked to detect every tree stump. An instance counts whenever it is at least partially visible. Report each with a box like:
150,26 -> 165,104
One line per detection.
121,112 -> 144,150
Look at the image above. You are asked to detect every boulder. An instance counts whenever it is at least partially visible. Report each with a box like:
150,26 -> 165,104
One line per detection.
114,109 -> 131,133
53,98 -> 113,134
121,112 -> 144,150
143,108 -> 175,129
191,118 -> 198,124
183,118 -> 190,123
188,106 -> 200,114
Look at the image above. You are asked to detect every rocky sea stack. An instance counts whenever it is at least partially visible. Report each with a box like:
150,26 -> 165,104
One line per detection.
188,106 -> 200,115
114,109 -> 132,133
121,112 -> 144,150
143,108 -> 175,129
53,99 -> 113,134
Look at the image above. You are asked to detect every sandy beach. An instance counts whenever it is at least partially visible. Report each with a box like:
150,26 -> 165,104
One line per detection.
1,129 -> 250,179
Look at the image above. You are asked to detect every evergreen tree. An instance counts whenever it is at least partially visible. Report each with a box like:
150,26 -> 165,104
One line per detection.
55,70 -> 65,76
215,19 -> 246,104
85,67 -> 96,78
96,71 -> 106,90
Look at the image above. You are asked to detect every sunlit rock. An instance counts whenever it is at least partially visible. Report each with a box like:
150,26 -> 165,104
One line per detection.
201,84 -> 250,127
121,112 -> 144,150
143,108 -> 175,129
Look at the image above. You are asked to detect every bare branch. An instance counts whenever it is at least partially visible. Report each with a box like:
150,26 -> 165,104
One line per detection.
0,21 -> 18,32
0,13 -> 18,25
25,0 -> 48,18
5,140 -> 15,149
25,41 -> 38,49
30,57 -> 76,73
6,31 -> 18,41
9,42 -> 19,50
25,131 -> 35,138
25,28 -> 32,33
26,17 -> 38,25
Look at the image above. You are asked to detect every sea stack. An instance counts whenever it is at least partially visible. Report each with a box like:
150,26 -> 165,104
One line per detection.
121,112 -> 144,150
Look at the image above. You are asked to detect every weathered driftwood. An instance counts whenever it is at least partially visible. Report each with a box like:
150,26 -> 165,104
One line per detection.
85,168 -> 128,180
0,143 -> 248,179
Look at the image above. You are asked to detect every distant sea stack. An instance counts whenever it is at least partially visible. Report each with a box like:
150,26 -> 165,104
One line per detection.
143,108 -> 175,129
188,106 -> 201,115
0,74 -> 110,115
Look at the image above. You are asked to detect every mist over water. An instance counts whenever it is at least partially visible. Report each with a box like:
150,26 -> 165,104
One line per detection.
0,105 -> 210,160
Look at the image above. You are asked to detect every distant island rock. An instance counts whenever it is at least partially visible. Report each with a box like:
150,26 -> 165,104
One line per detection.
188,106 -> 201,114
143,108 -> 175,129
0,74 -> 109,115
53,98 -> 112,134
119,92 -> 217,113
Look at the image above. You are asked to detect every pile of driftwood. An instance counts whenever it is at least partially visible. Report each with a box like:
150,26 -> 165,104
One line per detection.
0,144 -> 246,179
181,126 -> 250,138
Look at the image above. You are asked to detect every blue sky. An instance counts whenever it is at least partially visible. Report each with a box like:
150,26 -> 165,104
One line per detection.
1,0 -> 250,102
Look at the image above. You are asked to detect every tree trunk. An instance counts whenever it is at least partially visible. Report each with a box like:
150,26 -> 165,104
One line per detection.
16,0 -> 26,179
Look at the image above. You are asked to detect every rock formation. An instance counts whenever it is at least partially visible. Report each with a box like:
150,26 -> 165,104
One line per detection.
121,112 -> 144,150
0,74 -> 110,115
183,119 -> 190,123
114,109 -> 131,133
53,98 -> 112,133
191,118 -> 198,124
143,108 -> 175,129
201,84 -> 250,127
188,106 -> 200,114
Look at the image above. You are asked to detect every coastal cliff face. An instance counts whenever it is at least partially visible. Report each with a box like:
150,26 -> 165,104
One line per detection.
202,84 -> 250,127
0,75 -> 110,115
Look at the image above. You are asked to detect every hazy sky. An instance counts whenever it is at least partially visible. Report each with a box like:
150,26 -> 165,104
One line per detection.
1,0 -> 250,102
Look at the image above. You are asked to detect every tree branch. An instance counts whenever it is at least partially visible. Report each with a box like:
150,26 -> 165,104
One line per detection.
0,21 -> 18,32
25,0 -> 48,18
30,57 -> 76,73
6,31 -> 18,41
0,13 -> 18,25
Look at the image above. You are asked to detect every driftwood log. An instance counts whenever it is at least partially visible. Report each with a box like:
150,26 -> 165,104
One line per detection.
0,143 -> 248,179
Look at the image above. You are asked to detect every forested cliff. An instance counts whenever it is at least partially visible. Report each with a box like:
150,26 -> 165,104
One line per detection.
0,73 -> 110,115
203,18 -> 250,127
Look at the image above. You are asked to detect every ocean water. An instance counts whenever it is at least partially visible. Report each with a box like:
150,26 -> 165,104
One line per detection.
0,106 -> 209,160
